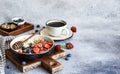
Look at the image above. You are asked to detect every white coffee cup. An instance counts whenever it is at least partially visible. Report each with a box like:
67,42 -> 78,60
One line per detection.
46,20 -> 69,37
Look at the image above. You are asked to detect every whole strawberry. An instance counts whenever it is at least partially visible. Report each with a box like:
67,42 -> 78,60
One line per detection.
71,26 -> 77,32
55,45 -> 62,51
66,42 -> 74,49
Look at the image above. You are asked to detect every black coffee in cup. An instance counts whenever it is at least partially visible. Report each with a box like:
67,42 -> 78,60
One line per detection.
47,22 -> 66,27
46,20 -> 68,36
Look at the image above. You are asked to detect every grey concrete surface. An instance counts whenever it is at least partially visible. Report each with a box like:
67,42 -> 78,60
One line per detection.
0,0 -> 120,74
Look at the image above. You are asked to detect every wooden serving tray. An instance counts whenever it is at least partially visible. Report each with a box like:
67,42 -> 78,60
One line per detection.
5,49 -> 66,73
0,22 -> 34,36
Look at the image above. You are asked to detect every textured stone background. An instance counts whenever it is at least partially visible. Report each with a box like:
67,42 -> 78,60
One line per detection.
0,0 -> 120,74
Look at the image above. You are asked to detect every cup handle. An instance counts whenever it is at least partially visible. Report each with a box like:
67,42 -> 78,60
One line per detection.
61,28 -> 69,36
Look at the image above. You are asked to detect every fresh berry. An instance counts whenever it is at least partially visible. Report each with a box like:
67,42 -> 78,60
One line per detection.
65,57 -> 69,61
40,40 -> 46,45
55,45 -> 62,51
26,48 -> 32,53
32,45 -> 38,48
32,47 -> 40,53
36,25 -> 40,28
6,65 -> 11,69
39,47 -> 44,53
71,26 -> 77,32
19,25 -> 25,29
66,53 -> 71,57
35,30 -> 38,32
18,49 -> 23,53
47,42 -> 53,46
44,44 -> 51,49
66,42 -> 74,49
14,19 -> 24,22
21,61 -> 27,65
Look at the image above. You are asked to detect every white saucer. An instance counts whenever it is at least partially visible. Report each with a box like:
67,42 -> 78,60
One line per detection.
40,28 -> 73,40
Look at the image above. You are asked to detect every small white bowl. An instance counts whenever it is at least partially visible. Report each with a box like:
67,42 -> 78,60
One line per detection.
12,18 -> 25,25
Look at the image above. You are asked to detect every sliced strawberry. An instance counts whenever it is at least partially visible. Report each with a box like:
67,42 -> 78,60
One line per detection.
39,47 -> 44,53
47,42 -> 53,46
71,26 -> 77,32
40,40 -> 46,45
32,45 -> 38,48
44,44 -> 51,49
32,47 -> 40,53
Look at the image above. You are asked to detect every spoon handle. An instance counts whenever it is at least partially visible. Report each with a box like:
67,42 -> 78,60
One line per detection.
23,27 -> 45,42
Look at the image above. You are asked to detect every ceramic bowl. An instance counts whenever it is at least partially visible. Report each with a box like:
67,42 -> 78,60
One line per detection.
10,35 -> 55,60
12,17 -> 25,25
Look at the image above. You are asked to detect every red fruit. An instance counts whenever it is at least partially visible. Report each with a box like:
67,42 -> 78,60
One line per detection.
18,49 -> 23,54
19,25 -> 25,29
40,40 -> 46,45
47,42 -> 53,46
44,44 -> 51,49
32,45 -> 38,48
55,45 -> 62,51
71,26 -> 77,32
39,47 -> 43,53
66,42 -> 74,49
32,47 -> 40,53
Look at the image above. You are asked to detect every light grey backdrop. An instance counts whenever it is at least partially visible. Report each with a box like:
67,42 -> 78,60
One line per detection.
0,0 -> 120,74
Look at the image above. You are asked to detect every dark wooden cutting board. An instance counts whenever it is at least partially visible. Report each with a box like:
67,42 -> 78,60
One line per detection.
5,49 -> 66,73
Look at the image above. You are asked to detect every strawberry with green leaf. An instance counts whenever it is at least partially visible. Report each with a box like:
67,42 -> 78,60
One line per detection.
66,42 -> 74,49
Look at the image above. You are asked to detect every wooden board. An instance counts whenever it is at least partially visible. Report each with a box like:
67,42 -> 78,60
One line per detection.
0,22 -> 34,36
5,49 -> 66,73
